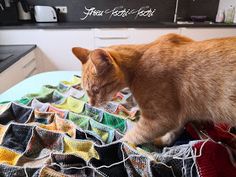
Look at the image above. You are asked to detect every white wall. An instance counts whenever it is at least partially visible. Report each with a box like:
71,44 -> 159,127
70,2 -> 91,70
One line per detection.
0,29 -> 94,71
218,0 -> 236,11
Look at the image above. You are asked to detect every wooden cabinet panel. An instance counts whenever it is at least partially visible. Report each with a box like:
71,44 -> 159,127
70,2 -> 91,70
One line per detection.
0,50 -> 37,93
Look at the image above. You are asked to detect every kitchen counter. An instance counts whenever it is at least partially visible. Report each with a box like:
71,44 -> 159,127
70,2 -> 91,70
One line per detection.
0,22 -> 236,29
0,45 -> 37,73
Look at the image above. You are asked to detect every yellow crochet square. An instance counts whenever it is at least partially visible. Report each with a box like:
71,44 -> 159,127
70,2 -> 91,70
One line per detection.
63,137 -> 99,161
91,127 -> 109,143
61,76 -> 81,87
0,146 -> 21,165
52,96 -> 85,114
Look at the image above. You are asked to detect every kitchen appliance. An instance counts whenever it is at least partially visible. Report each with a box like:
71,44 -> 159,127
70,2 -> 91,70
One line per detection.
17,0 -> 31,21
225,5 -> 235,24
34,6 -> 57,22
215,9 -> 225,23
0,0 -> 19,25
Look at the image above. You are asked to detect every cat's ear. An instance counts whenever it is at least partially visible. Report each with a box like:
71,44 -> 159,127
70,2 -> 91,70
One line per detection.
90,49 -> 113,75
72,47 -> 90,64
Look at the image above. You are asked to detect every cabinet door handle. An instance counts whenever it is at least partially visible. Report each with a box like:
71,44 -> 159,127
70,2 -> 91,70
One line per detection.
96,36 -> 129,39
25,68 -> 37,78
23,58 -> 36,69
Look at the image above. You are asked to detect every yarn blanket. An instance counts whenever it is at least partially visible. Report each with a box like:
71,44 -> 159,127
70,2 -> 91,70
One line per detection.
0,75 -> 235,177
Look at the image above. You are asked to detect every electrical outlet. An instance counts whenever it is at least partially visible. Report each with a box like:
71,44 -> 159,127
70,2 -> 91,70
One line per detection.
55,6 -> 68,14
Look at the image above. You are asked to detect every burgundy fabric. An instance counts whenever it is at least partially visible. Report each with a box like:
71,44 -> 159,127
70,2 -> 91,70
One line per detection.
194,141 -> 236,177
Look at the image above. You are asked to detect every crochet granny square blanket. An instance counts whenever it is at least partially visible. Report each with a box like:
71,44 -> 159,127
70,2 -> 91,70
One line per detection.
0,75 -> 235,177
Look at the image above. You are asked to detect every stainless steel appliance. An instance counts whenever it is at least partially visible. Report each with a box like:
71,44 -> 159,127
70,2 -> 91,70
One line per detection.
17,0 -> 31,21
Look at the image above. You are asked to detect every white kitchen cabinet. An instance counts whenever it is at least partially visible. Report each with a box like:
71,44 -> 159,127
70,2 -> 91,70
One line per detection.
180,28 -> 236,40
0,50 -> 38,93
130,28 -> 181,44
93,28 -> 181,47
93,28 -> 133,48
0,28 -> 235,72
94,28 -> 236,45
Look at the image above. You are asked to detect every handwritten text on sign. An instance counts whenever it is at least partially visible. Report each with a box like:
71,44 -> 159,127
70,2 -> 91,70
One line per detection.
80,6 -> 157,20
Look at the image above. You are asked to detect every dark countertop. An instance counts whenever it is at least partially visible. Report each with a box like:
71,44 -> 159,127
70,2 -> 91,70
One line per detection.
0,45 -> 36,73
0,21 -> 236,29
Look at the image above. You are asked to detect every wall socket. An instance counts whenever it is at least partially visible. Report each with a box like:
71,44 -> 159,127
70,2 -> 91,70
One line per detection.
55,6 -> 68,14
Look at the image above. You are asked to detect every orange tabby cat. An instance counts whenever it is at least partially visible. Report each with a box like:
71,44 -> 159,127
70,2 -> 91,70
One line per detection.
72,33 -> 236,146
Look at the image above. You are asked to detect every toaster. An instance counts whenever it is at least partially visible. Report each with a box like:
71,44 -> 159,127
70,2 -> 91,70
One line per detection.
34,6 -> 57,22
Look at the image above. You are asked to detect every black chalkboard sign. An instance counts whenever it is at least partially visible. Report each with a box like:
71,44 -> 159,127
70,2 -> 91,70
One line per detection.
75,0 -> 176,22
27,0 -> 220,23
28,0 -> 176,23
79,5 -> 157,21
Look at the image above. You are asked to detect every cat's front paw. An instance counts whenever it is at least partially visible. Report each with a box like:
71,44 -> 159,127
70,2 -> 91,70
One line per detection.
153,131 -> 177,147
121,133 -> 142,145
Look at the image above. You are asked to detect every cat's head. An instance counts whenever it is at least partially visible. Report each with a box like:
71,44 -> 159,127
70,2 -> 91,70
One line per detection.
72,47 -> 126,107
